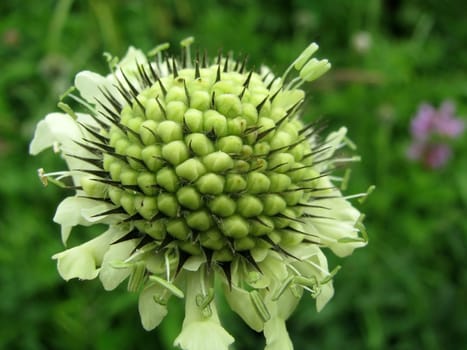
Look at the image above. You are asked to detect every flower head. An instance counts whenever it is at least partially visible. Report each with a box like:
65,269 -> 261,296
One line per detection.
407,101 -> 464,169
30,37 -> 368,350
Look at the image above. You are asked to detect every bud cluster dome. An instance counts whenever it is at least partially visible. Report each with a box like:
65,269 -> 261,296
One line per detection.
30,37 -> 368,350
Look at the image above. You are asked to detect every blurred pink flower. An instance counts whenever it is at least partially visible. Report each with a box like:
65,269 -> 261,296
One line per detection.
407,101 -> 464,169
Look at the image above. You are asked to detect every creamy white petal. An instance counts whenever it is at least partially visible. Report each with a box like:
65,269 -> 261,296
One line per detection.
74,71 -> 116,106
100,239 -> 140,290
138,283 -> 169,330
223,285 -> 265,332
174,270 -> 234,350
29,112 -> 80,155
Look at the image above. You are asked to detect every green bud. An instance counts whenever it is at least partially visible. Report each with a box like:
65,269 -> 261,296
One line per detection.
145,97 -> 165,121
268,152 -> 295,172
224,174 -> 247,192
108,187 -> 123,206
269,173 -> 292,192
136,196 -> 159,220
139,119 -> 159,145
137,172 -> 158,195
234,236 -> 256,251
262,194 -> 287,216
120,192 -> 137,215
227,117 -> 247,135
215,93 -> 242,118
141,145 -> 164,172
208,195 -> 236,217
156,167 -> 179,192
136,220 -> 166,240
177,186 -> 202,210
241,103 -> 258,125
217,135 -> 243,154
212,247 -> 234,262
246,172 -> 270,193
185,133 -> 214,156
199,229 -> 225,250
196,173 -> 225,194
166,86 -> 187,104
237,195 -> 263,217
80,176 -> 107,197
166,218 -> 190,240
221,215 -> 249,238
166,100 -> 187,123
203,151 -> 234,173
162,140 -> 189,165
120,168 -> 138,185
157,193 -> 179,217
157,120 -> 183,143
270,131 -> 292,150
186,210 -> 213,231
250,216 -> 274,236
184,108 -> 204,132
190,91 -> 210,111
204,110 -> 227,136
175,158 -> 207,182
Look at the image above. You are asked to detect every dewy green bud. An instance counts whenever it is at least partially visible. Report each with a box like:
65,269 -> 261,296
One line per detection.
31,37 -> 368,350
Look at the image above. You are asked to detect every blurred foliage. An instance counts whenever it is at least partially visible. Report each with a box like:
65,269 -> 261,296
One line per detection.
1,0 -> 466,349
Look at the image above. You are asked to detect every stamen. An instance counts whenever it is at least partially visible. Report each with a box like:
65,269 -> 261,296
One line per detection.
149,275 -> 184,299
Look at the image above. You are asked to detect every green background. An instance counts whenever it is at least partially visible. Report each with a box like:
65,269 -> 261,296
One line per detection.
1,0 -> 466,349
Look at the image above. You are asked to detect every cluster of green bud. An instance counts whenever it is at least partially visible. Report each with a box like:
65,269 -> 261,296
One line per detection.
79,50 -> 329,262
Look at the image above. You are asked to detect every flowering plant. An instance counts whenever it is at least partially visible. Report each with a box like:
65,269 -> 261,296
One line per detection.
407,101 -> 464,169
30,37 -> 368,350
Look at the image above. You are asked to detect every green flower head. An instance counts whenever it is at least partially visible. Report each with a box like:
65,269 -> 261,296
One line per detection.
30,37 -> 369,350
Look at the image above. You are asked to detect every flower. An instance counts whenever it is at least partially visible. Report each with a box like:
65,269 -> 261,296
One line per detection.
407,101 -> 464,169
30,37 -> 368,350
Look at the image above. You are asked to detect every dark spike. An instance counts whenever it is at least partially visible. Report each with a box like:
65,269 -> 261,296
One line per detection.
223,54 -> 230,73
165,54 -> 172,74
87,112 -> 111,131
267,76 -> 280,90
217,261 -> 232,289
275,212 -> 304,224
172,57 -> 179,78
78,122 -> 109,144
233,54 -> 241,71
239,55 -> 248,73
297,212 -> 334,220
262,71 -> 272,82
294,202 -> 331,210
243,70 -> 254,88
204,248 -> 214,269
114,84 -> 133,106
91,206 -> 129,218
156,233 -> 175,252
301,146 -> 333,161
133,235 -> 155,250
239,251 -> 262,273
269,137 -> 307,154
194,60 -> 201,79
183,79 -> 191,106
268,161 -> 289,171
155,96 -> 167,119
73,169 -> 109,178
132,94 -> 146,114
285,98 -> 305,117
255,95 -> 269,114
180,45 -> 187,68
136,60 -> 152,87
120,69 -> 140,96
211,91 -> 216,109
255,126 -> 276,141
65,153 -> 102,168
216,49 -> 222,65
98,86 -> 123,112
238,86 -> 247,100
148,63 -> 167,96
175,250 -> 190,277
282,227 -> 320,243
259,236 -> 300,260
77,195 -> 113,203
269,87 -> 281,103
202,49 -> 207,68
112,229 -> 143,245
215,64 -> 221,83
73,140 -> 102,155
83,138 -> 114,153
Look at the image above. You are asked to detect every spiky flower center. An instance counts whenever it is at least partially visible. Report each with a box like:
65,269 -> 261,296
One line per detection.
78,49 -> 331,265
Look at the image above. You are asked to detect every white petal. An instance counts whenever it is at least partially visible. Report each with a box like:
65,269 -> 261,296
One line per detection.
174,320 -> 234,350
99,239 -> 139,290
223,285 -> 265,332
138,283 -> 169,330
175,270 -> 234,350
263,313 -> 293,350
29,113 -> 80,155
74,71 -> 114,106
